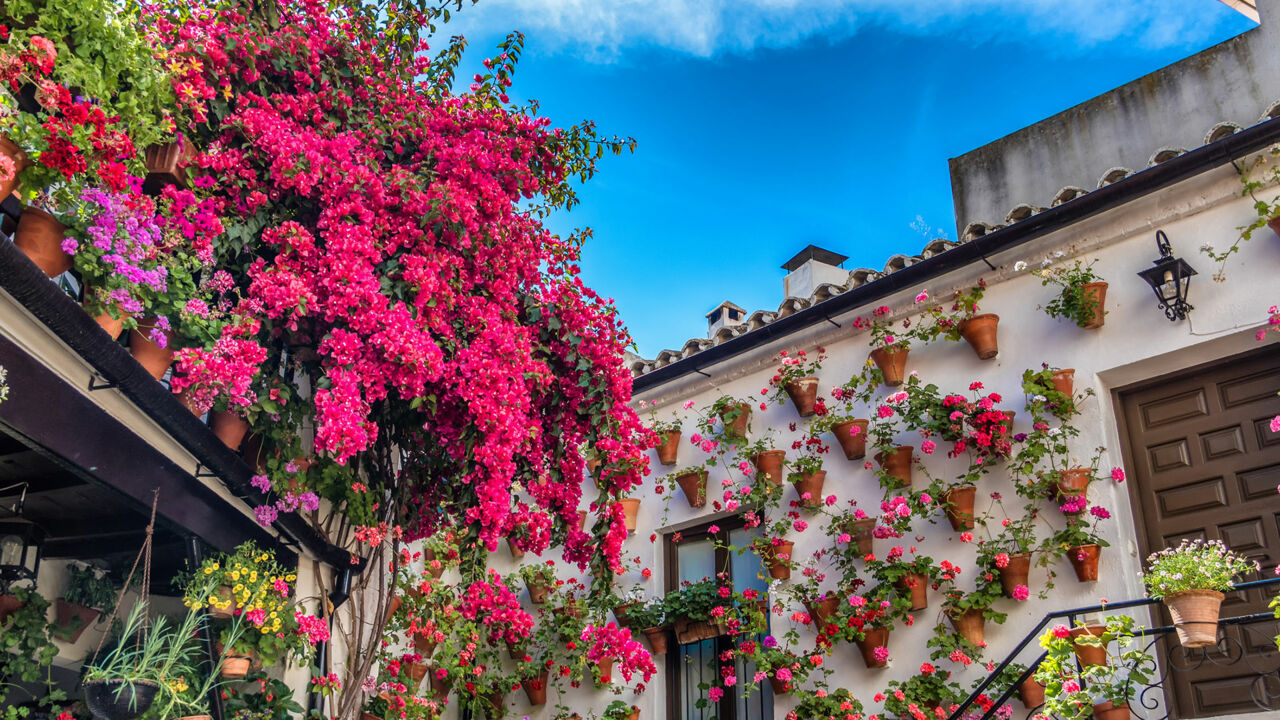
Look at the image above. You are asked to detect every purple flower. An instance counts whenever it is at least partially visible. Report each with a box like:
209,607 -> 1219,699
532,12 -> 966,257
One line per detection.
762,635 -> 778,649
254,504 -> 279,526
250,474 -> 272,493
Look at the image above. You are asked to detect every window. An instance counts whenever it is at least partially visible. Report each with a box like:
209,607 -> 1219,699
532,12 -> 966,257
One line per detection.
664,516 -> 772,720
727,309 -> 740,321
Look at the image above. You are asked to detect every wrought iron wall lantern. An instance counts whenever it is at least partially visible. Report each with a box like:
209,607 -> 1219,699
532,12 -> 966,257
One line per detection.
0,482 -> 44,588
1137,230 -> 1197,322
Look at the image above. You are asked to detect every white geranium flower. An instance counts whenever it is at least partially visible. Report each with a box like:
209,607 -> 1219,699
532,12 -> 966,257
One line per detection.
1014,261 -> 1027,272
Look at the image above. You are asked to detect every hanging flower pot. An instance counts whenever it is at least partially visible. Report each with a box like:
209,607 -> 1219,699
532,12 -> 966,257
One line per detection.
673,616 -> 726,644
86,301 -> 130,341
129,319 -> 175,380
0,594 -> 23,625
576,510 -> 588,531
0,137 -> 29,200
642,625 -> 669,655
384,595 -> 403,623
613,601 -> 641,628
84,680 -> 160,720
586,457 -> 602,475
997,553 -> 1032,597
874,446 -> 914,488
854,627 -> 890,669
618,498 -> 641,533
791,470 -> 826,508
784,376 -> 820,417
423,548 -> 446,579
844,517 -> 877,555
868,346 -> 909,386
596,657 -> 616,685
947,607 -> 986,646
1070,625 -> 1108,667
803,595 -> 842,625
751,449 -> 786,486
405,662 -> 429,685
1056,468 -> 1092,498
761,540 -> 794,580
959,313 -> 1000,359
674,469 -> 708,508
1079,282 -> 1109,329
1092,701 -> 1129,720
210,410 -> 250,451
897,573 -> 928,611
144,139 -> 196,189
54,598 -> 100,643
428,671 -> 451,702
1163,589 -> 1224,648
506,537 -> 525,560
1019,677 -> 1046,709
210,585 -> 237,619
1068,544 -> 1101,582
522,671 -> 548,706
1051,368 -> 1075,398
719,402 -> 752,438
769,675 -> 791,695
14,207 -> 72,278
414,633 -> 437,657
220,653 -> 254,679
831,419 -> 869,460
656,430 -> 681,466
525,576 -> 552,604
943,485 -> 977,531
484,692 -> 506,718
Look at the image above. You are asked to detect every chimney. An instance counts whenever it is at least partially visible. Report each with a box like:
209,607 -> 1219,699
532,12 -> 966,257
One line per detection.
706,300 -> 747,338
782,244 -> 850,299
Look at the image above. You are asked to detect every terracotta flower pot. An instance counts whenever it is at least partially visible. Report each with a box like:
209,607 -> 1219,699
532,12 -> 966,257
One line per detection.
522,671 -> 548,706
751,449 -> 786,486
769,676 -> 791,695
613,601 -> 641,628
405,662 -> 429,684
618,497 -> 641,533
484,692 -> 505,718
86,301 -> 130,340
144,140 -> 196,189
525,576 -> 552,604
428,672 -> 450,702
1268,215 -> 1280,238
506,537 -> 525,560
129,319 -> 175,380
14,207 -> 72,278
1071,625 -> 1109,667
597,657 -> 615,685
414,633 -> 437,657
719,402 -> 752,438
576,510 -> 588,531
1056,468 -> 1092,498
586,457 -> 602,475
0,594 -> 22,625
210,585 -> 238,619
869,346 -> 909,386
656,430 -> 681,465
210,410 -> 250,450
762,540 -> 794,580
54,599 -> 100,643
831,419 -> 870,460
855,627 -> 890,669
674,470 -> 707,508
792,470 -> 826,508
1164,589 -> 1224,648
959,313 -> 1000,359
947,607 -> 986,646
1019,677 -> 1046,709
1079,282 -> 1109,330
423,548 -> 446,579
624,707 -> 640,720
220,654 -> 253,679
845,517 -> 877,555
1051,368 -> 1075,398
1068,544 -> 1101,582
943,485 -> 977,531
385,595 -> 403,623
0,137 -> 29,200
874,446 -> 914,488
673,616 -> 726,644
642,625 -> 669,655
1092,701 -> 1129,720
804,595 -> 841,625
784,376 -> 820,417
897,572 -> 928,611
998,553 -> 1032,597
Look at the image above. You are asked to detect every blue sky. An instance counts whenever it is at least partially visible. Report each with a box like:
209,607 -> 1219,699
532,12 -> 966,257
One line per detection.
446,1 -> 1256,358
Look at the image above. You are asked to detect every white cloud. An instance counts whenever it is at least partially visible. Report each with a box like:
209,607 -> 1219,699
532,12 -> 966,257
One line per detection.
444,0 -> 1248,60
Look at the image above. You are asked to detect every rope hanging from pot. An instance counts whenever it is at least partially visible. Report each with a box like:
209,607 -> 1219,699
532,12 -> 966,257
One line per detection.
90,489 -> 158,665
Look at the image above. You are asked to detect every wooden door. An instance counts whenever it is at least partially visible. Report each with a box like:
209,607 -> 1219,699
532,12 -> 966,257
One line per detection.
1118,347 -> 1280,717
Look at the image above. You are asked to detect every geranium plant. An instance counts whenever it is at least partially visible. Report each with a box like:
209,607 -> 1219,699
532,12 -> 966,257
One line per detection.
876,665 -> 964,720
1143,538 -> 1257,597
1034,616 -> 1155,720
1030,258 -> 1108,328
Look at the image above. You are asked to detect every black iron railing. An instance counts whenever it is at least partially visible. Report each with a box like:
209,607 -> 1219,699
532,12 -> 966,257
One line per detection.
948,577 -> 1280,720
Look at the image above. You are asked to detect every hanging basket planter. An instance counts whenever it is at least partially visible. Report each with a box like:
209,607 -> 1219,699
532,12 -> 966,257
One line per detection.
854,627 -> 890,669
868,346 -> 909,386
673,616 -> 727,645
784,376 -> 820,417
428,671 -> 451,703
15,207 -> 73,278
618,498 -> 641,533
943,486 -> 977,531
144,139 -> 197,189
947,607 -> 986,646
874,446 -> 914,488
751,449 -> 786,486
1067,544 -> 1101,582
791,470 -> 826,508
674,469 -> 708,508
1079,282 -> 1109,329
413,633 -> 437,657
831,419 -> 869,460
1070,625 -> 1109,667
84,679 -> 160,720
896,573 -> 928,611
0,137 -> 30,200
997,553 -> 1032,597
655,430 -> 681,466
1163,589 -> 1224,648
959,313 -> 1000,359
769,675 -> 791,695
761,540 -> 795,580
642,625 -> 670,655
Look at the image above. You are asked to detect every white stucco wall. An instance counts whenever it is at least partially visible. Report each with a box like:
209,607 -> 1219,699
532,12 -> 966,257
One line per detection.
588,150 -> 1280,720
